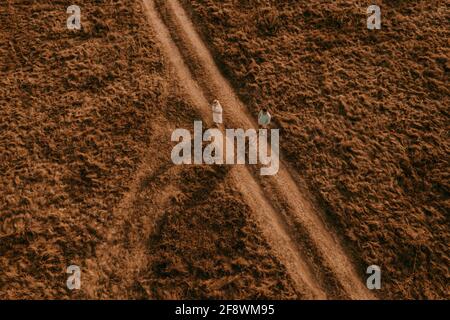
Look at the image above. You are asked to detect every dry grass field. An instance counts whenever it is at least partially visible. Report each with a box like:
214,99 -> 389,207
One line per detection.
180,0 -> 449,299
0,0 -> 448,300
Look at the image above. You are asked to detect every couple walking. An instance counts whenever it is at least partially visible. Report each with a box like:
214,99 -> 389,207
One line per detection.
211,99 -> 272,129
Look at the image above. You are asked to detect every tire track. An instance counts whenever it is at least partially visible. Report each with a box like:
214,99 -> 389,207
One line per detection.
143,0 -> 375,299
142,0 -> 324,299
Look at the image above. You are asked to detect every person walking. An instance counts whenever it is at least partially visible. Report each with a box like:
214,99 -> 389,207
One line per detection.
211,99 -> 223,128
258,108 -> 272,129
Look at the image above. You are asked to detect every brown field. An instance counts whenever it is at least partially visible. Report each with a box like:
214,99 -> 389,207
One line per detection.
180,0 -> 449,299
0,0 -> 298,299
0,0 -> 448,300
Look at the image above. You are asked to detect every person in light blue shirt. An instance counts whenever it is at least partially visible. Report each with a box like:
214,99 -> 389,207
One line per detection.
258,108 -> 272,129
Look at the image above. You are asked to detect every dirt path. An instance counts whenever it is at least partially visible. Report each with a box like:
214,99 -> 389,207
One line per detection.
142,0 -> 375,299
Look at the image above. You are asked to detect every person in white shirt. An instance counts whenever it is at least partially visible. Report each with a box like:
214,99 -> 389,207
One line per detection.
211,99 -> 223,127
258,108 -> 272,129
